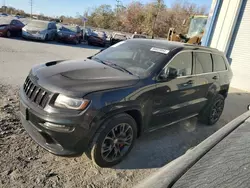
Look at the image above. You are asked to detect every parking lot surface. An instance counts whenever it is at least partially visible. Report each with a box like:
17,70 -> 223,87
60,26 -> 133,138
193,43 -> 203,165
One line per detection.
1,37 -> 250,188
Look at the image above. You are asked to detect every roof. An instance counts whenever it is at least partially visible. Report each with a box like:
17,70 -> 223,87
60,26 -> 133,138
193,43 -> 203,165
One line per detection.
134,110 -> 250,188
127,39 -> 220,53
173,118 -> 250,188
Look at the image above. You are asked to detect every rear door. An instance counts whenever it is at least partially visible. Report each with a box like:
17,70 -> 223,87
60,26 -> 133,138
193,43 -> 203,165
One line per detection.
194,52 -> 220,109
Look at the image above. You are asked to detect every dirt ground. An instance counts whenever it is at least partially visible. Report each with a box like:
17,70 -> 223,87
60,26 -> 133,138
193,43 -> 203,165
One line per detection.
0,84 -> 151,188
1,38 -> 250,188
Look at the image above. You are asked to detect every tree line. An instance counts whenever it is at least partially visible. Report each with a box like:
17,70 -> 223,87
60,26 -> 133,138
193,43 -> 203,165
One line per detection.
81,0 -> 208,38
1,0 -> 208,38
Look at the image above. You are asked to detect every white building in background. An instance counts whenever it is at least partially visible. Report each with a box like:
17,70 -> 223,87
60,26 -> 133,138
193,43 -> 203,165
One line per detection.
203,0 -> 250,91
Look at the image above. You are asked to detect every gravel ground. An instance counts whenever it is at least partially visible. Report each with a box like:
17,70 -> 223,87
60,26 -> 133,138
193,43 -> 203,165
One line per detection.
1,37 -> 250,188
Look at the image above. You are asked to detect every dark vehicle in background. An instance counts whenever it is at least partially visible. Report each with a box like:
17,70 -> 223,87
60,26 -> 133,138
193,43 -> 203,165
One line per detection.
110,33 -> 127,45
0,18 -> 24,37
0,13 -> 8,17
87,31 -> 106,47
19,40 -> 232,168
22,20 -> 57,41
57,25 -> 82,44
83,27 -> 92,41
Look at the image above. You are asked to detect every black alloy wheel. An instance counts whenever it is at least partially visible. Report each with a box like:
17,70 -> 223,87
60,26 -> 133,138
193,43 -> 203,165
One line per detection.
101,123 -> 133,163
87,113 -> 137,167
199,94 -> 225,125
209,98 -> 224,124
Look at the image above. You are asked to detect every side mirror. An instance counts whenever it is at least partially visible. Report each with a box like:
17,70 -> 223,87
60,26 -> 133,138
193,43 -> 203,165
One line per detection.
248,104 -> 250,111
159,67 -> 178,81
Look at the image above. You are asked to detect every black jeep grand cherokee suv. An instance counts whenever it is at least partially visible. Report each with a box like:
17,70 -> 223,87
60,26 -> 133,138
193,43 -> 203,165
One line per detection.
20,39 -> 232,167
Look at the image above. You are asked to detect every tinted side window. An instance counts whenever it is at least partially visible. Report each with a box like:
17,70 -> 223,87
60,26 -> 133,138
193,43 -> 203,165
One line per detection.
168,52 -> 193,77
17,20 -> 24,26
195,52 -> 212,74
11,20 -> 17,25
212,54 -> 227,71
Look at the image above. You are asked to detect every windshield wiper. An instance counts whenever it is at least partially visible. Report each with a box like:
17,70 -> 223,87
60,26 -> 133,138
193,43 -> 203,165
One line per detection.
92,57 -> 107,65
108,63 -> 134,75
92,57 -> 134,75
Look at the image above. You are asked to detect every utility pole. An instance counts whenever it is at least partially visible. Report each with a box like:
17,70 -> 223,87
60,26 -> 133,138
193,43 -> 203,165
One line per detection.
152,0 -> 162,39
29,0 -> 33,19
2,0 -> 6,13
116,0 -> 121,14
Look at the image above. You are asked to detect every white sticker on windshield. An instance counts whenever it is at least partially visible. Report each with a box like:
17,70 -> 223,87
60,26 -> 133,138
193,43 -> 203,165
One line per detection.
111,41 -> 126,47
150,47 -> 169,54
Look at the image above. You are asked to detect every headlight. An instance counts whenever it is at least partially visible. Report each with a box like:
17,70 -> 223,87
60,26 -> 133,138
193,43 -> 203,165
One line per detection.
0,26 -> 6,30
69,34 -> 75,38
54,94 -> 90,110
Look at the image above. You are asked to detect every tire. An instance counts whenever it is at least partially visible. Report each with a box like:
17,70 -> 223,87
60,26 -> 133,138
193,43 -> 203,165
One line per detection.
199,94 -> 225,125
6,30 -> 11,38
87,113 -> 137,167
74,39 -> 78,45
45,34 -> 49,41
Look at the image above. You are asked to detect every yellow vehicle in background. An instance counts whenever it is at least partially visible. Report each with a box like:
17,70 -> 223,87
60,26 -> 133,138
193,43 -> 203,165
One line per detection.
167,15 -> 208,45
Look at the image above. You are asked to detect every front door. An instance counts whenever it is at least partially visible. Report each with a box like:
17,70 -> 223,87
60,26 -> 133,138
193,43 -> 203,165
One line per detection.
150,51 -> 200,129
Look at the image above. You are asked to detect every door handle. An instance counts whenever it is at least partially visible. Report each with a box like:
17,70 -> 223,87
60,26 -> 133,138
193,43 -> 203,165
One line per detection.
187,80 -> 194,84
212,76 -> 218,80
183,80 -> 194,86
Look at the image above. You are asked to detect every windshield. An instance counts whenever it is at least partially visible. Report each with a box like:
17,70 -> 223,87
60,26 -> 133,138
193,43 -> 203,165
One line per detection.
27,20 -> 48,29
93,41 -> 167,77
187,17 -> 207,38
59,26 -> 77,32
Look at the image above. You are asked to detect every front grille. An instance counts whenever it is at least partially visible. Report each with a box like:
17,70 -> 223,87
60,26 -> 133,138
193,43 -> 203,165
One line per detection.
27,30 -> 39,34
23,76 -> 50,108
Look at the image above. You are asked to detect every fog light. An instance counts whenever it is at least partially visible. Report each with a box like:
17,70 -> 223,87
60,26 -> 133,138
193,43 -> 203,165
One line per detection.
39,122 -> 75,133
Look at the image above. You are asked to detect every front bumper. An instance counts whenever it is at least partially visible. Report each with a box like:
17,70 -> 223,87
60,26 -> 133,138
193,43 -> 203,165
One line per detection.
22,31 -> 45,41
19,88 -> 93,156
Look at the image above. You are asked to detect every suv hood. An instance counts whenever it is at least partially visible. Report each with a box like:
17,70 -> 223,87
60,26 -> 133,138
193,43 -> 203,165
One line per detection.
31,59 -> 140,97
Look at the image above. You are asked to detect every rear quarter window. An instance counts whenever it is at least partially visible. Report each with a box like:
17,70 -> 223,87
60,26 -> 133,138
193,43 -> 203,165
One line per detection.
212,54 -> 227,71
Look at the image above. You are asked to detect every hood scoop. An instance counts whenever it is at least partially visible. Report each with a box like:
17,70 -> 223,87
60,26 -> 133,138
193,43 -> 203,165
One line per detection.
45,60 -> 64,67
